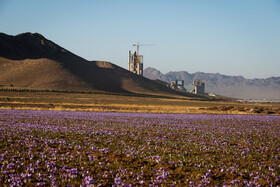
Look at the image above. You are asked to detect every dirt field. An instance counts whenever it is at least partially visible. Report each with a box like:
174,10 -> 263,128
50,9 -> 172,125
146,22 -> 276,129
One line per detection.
0,90 -> 279,115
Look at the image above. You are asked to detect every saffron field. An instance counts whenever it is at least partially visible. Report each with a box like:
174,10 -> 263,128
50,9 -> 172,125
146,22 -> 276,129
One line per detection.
0,109 -> 279,186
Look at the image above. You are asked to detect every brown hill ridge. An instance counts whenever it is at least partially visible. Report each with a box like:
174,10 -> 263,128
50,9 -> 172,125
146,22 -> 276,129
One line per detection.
0,32 -> 196,97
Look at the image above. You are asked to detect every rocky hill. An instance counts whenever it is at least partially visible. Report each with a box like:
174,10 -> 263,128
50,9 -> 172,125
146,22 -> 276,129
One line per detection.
0,32 -> 196,97
144,67 -> 280,100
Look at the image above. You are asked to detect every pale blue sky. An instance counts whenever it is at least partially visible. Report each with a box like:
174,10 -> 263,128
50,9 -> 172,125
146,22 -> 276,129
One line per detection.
1,0 -> 280,78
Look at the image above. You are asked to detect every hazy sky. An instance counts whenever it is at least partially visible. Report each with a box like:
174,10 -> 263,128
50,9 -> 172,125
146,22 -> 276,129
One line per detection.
1,0 -> 280,79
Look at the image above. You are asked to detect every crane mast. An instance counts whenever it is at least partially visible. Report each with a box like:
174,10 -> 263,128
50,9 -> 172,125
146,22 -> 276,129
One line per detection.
133,42 -> 140,55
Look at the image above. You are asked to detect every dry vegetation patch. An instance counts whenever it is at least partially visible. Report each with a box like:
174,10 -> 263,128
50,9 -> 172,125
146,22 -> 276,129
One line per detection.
0,91 -> 279,115
207,105 -> 280,115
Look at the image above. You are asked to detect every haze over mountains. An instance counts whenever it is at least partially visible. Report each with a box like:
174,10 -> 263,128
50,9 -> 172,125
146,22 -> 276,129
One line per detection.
0,32 -> 194,97
144,67 -> 280,100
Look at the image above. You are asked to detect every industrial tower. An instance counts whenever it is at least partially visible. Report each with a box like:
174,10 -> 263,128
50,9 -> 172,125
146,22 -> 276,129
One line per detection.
128,43 -> 143,76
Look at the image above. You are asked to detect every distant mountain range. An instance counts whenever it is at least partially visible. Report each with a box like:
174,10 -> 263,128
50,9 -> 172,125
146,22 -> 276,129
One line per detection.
144,67 -> 280,100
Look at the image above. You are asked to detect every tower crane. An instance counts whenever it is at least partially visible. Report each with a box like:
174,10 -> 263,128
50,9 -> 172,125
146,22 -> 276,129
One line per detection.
132,42 -> 156,55
129,42 -> 156,76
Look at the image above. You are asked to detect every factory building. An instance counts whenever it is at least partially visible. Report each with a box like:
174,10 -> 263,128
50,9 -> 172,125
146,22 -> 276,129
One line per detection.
128,50 -> 143,76
170,80 -> 186,91
185,79 -> 205,95
169,79 -> 205,95
128,43 -> 155,76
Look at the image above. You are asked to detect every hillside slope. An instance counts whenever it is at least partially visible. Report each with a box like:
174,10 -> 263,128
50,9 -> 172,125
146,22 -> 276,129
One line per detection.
0,32 -> 197,97
144,67 -> 280,100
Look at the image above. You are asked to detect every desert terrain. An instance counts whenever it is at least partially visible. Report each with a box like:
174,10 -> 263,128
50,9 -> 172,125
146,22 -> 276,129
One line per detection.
0,90 -> 279,115
0,32 -> 196,98
1,32 -> 279,115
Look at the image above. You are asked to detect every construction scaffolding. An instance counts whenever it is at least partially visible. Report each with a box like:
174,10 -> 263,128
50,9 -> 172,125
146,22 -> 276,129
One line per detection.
128,49 -> 143,76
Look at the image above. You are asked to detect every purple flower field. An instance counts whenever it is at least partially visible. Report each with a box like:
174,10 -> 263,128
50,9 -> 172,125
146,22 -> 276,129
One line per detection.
0,109 -> 279,186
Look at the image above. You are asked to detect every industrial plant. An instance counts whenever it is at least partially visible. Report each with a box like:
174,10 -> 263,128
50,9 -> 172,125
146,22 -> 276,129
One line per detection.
128,43 -> 144,76
170,79 -> 205,95
170,80 -> 186,91
185,79 -> 205,95
128,44 -> 205,95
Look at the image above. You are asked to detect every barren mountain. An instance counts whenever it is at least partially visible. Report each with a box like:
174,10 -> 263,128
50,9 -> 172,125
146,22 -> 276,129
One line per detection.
0,32 -> 196,97
144,67 -> 280,100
